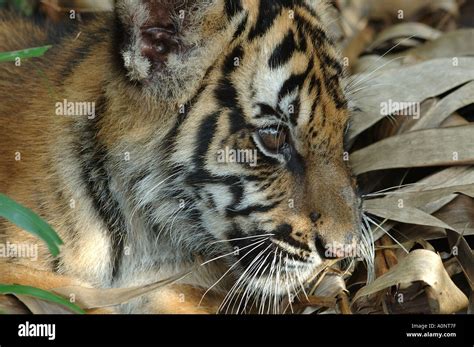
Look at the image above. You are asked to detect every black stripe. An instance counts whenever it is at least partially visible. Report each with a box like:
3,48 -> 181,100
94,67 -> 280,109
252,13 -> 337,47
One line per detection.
319,49 -> 343,76
286,144 -> 306,176
293,10 -> 346,109
274,223 -> 292,236
248,0 -> 296,40
194,112 -> 220,169
322,72 -> 347,109
255,103 -> 277,118
268,31 -> 297,69
288,95 -> 301,126
318,51 -> 347,109
300,2 -> 320,20
308,74 -> 322,124
227,179 -> 245,213
294,12 -> 330,46
160,63 -> 215,158
186,170 -> 255,220
278,73 -> 305,100
248,1 -> 276,40
205,192 -> 218,210
294,12 -> 345,111
78,96 -> 126,280
308,86 -> 320,125
297,29 -> 308,51
224,170 -> 274,216
60,24 -> 111,78
160,100 -> 194,156
216,44 -> 246,109
51,257 -> 61,273
228,108 -> 248,134
226,202 -> 280,217
225,0 -> 243,18
215,78 -> 239,110
233,13 -> 249,40
278,60 -> 313,101
273,223 -> 311,252
45,18 -> 82,45
308,74 -> 320,95
278,235 -> 311,253
223,45 -> 244,75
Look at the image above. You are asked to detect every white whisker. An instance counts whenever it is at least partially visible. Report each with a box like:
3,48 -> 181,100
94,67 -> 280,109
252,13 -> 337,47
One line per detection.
365,215 -> 408,254
201,238 -> 269,266
240,244 -> 273,312
210,233 -> 273,245
293,257 -> 310,302
284,255 -> 294,314
199,240 -> 266,307
222,245 -> 267,314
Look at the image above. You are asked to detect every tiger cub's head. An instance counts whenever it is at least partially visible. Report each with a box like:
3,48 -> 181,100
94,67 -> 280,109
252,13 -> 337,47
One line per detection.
116,0 -> 363,297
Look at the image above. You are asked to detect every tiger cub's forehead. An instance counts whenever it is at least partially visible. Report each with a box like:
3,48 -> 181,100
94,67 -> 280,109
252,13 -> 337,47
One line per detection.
224,1 -> 341,131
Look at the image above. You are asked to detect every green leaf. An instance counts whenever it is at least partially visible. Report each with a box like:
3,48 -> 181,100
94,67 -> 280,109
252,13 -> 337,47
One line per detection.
0,194 -> 63,257
0,285 -> 85,314
0,45 -> 52,63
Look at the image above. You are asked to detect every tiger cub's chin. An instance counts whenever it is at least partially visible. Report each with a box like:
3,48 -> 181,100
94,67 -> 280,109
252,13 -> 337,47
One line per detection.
0,0 -> 366,314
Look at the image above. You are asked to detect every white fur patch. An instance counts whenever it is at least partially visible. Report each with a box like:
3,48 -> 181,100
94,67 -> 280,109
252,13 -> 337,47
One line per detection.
117,0 -> 151,81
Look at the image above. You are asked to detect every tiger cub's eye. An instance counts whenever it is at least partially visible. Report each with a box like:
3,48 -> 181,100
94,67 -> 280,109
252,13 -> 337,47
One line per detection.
258,127 -> 288,154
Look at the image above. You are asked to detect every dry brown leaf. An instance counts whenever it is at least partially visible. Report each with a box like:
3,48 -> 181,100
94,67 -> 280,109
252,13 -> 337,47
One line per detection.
364,185 -> 474,231
347,58 -> 474,140
402,29 -> 474,60
365,184 -> 474,210
0,295 -> 30,314
398,195 -> 474,242
446,230 -> 474,290
431,195 -> 474,235
0,264 -> 190,313
52,269 -> 194,309
397,167 -> 474,192
366,205 -> 455,230
441,113 -> 470,128
351,55 -> 409,74
303,272 -> 347,314
411,81 -> 474,131
351,124 -> 474,174
295,296 -> 337,310
353,29 -> 474,73
365,169 -> 474,241
367,22 -> 442,51
353,249 -> 469,313
337,0 -> 372,39
368,0 -> 458,21
343,26 -> 376,69
14,294 -> 77,314
444,257 -> 464,277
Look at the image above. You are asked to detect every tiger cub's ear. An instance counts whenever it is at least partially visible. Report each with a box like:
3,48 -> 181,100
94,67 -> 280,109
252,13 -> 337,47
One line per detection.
115,0 -> 201,83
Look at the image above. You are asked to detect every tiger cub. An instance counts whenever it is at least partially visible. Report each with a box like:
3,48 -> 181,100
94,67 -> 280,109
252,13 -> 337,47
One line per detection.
0,0 -> 363,313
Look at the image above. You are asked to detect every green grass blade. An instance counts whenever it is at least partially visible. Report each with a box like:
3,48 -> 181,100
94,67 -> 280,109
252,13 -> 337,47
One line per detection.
0,45 -> 52,63
0,285 -> 85,314
0,194 -> 63,256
